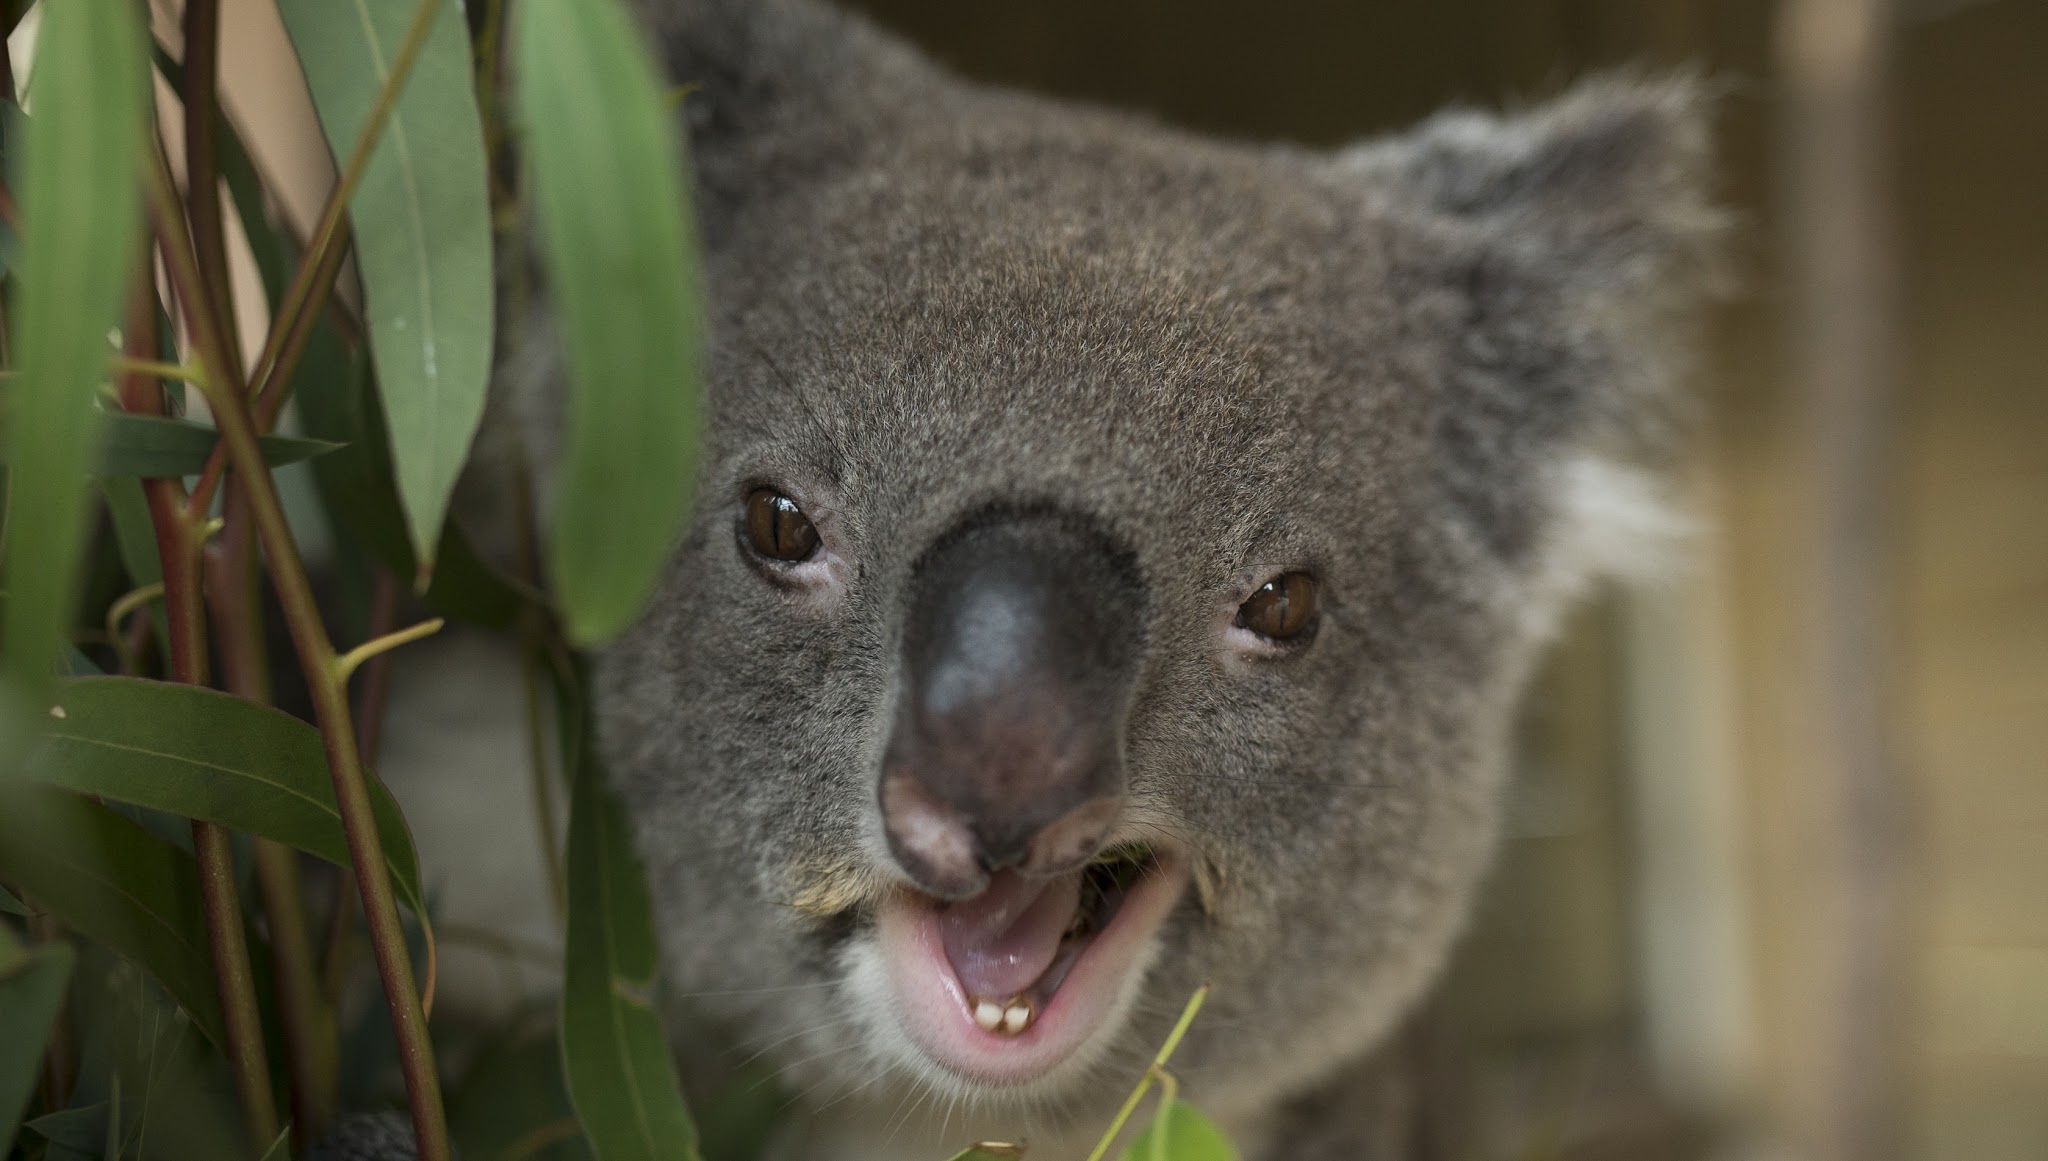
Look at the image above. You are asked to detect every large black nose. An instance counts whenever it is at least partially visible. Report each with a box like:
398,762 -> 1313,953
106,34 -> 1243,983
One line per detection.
879,513 -> 1146,899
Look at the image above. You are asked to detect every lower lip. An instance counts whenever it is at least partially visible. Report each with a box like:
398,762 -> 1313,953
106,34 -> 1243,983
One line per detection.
873,855 -> 1188,1086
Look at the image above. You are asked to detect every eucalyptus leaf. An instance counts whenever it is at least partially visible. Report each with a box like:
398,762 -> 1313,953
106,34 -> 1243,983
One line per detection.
295,325 -> 530,628
86,413 -> 340,477
29,676 -> 430,925
22,1100 -> 107,1152
0,789 -> 223,1049
559,692 -> 699,1160
0,0 -> 147,705
276,0 -> 495,574
516,0 -> 705,646
1119,1098 -> 1238,1161
0,936 -> 75,1145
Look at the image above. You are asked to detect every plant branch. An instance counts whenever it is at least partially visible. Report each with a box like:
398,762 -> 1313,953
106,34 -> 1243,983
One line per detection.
188,0 -> 443,514
118,277 -> 279,1152
181,0 -> 241,374
323,570 -> 403,1004
206,486 -> 340,1149
1082,984 -> 1210,1161
156,193 -> 454,1161
246,0 -> 444,422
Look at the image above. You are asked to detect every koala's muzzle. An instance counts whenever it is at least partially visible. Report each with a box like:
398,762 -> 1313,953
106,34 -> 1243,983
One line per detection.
880,515 -> 1146,900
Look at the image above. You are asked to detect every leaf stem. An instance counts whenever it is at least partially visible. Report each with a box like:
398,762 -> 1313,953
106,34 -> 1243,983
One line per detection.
150,140 -> 453,1161
1082,984 -> 1210,1161
110,356 -> 208,386
332,617 -> 445,683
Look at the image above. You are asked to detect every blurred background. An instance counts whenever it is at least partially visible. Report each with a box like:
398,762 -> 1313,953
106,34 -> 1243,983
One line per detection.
143,0 -> 2045,1158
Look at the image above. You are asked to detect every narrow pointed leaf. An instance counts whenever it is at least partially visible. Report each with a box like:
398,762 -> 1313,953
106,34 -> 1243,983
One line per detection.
0,884 -> 25,916
92,413 -> 338,477
516,0 -> 705,645
28,676 -> 429,925
276,0 -> 494,572
0,414 -> 338,476
295,331 -> 531,627
0,789 -> 225,1048
1119,1099 -> 1237,1161
560,706 -> 698,1160
0,933 -> 75,1145
21,1101 -> 108,1152
0,0 -> 147,704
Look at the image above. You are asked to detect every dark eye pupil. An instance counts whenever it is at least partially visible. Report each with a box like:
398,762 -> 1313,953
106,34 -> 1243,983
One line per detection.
1236,572 -> 1317,641
745,488 -> 820,562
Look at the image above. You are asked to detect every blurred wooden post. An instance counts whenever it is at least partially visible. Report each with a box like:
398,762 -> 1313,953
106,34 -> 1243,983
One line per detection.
1774,0 -> 1909,1160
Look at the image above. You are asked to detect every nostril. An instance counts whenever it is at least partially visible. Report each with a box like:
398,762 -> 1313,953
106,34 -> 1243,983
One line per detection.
879,771 -> 988,899
881,765 -> 1129,900
1017,794 -> 1126,878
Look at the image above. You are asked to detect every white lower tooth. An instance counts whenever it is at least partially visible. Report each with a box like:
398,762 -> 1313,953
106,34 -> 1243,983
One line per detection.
974,1000 -> 1004,1031
1002,1002 -> 1031,1034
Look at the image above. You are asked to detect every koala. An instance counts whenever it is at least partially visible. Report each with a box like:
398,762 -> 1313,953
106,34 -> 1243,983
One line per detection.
418,0 -> 1720,1157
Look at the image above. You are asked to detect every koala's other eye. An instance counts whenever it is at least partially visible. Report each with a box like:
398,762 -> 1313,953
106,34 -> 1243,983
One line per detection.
1236,573 -> 1318,642
744,488 -> 820,562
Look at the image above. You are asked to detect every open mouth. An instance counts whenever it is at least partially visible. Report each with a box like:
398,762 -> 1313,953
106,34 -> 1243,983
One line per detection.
874,844 -> 1187,1086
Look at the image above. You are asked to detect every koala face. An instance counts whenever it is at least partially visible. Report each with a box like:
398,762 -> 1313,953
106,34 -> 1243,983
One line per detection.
586,0 -> 1715,1151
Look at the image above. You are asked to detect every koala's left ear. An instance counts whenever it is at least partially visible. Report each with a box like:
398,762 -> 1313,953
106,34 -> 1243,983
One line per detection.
1337,75 -> 1726,577
1341,74 -> 1722,298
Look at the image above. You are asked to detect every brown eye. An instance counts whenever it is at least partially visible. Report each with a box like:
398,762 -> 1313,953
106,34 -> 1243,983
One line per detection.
1236,572 -> 1318,642
744,488 -> 820,562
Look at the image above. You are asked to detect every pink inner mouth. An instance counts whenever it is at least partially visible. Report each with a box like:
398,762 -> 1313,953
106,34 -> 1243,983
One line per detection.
876,847 -> 1186,1086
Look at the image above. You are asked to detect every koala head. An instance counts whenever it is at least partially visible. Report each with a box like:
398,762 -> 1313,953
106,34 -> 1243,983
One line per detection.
551,0 -> 1718,1148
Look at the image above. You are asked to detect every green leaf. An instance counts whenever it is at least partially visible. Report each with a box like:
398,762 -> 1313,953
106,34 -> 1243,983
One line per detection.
0,934 -> 75,1144
559,694 -> 698,1161
1119,1099 -> 1238,1161
0,883 -> 26,916
89,413 -> 339,477
516,0 -> 705,646
276,0 -> 495,574
22,1100 -> 107,1152
295,327 -> 532,628
0,413 -> 338,477
0,0 -> 147,705
28,676 -> 430,926
0,789 -> 224,1050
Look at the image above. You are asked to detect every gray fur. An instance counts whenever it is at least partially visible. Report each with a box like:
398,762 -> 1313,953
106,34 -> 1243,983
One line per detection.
514,2 -> 1719,1155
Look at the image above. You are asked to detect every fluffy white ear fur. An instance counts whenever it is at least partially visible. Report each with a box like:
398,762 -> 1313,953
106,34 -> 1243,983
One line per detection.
1502,453 -> 1690,646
